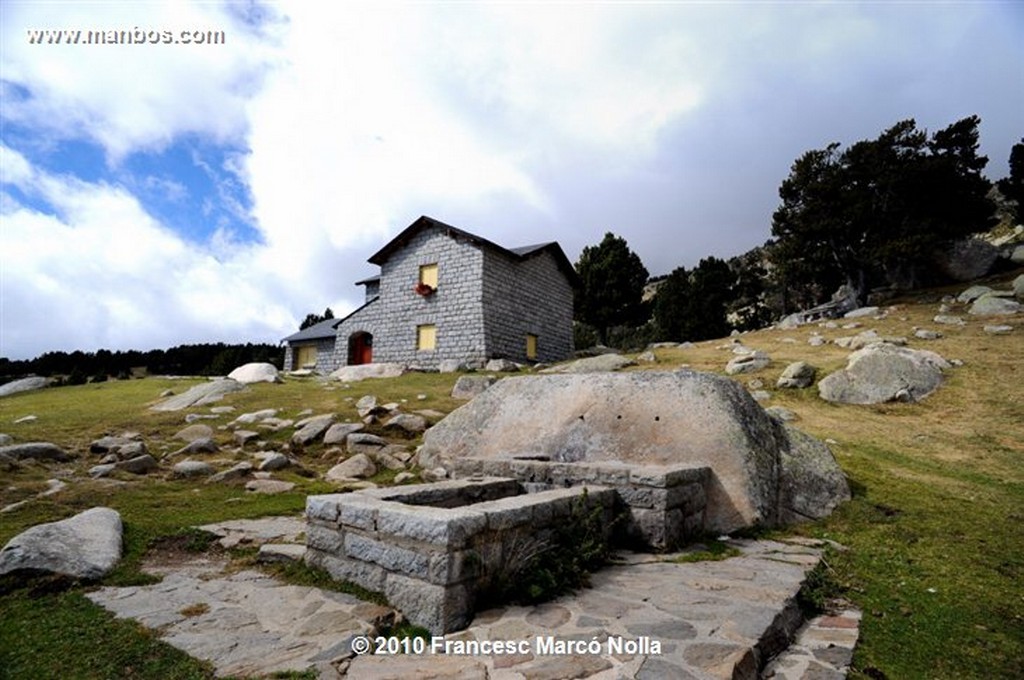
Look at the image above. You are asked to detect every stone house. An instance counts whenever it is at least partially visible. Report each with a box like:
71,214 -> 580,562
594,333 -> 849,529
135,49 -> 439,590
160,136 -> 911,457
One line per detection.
282,216 -> 577,373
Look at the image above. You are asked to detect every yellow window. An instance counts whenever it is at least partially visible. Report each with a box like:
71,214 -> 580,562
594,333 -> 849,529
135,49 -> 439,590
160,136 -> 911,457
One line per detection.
526,334 -> 538,360
419,263 -> 438,288
417,324 -> 437,351
295,345 -> 317,369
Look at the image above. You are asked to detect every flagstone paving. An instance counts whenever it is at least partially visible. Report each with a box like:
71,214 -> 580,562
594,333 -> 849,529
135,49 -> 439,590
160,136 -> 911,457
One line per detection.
86,517 -> 860,679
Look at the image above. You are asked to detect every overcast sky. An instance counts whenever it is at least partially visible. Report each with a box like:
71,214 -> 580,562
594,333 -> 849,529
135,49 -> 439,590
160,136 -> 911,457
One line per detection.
1,1 -> 1021,360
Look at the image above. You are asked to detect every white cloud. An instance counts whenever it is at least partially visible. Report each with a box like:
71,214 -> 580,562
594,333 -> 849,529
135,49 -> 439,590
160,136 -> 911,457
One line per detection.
0,0 -> 282,161
0,145 -> 296,358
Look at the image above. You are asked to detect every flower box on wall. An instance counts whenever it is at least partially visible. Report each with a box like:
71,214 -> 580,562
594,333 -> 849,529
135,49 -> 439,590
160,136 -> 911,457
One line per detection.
414,282 -> 436,297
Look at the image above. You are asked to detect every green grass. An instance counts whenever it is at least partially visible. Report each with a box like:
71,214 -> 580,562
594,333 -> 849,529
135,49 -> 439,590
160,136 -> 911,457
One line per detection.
1,276 -> 1023,678
666,539 -> 742,564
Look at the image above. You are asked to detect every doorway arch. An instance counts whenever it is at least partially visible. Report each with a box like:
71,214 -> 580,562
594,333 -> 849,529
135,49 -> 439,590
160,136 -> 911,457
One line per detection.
348,331 -> 373,365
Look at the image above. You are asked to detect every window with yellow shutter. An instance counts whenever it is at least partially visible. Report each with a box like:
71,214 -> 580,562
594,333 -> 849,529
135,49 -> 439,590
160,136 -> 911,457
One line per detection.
526,334 -> 538,360
419,264 -> 438,289
417,324 -> 437,351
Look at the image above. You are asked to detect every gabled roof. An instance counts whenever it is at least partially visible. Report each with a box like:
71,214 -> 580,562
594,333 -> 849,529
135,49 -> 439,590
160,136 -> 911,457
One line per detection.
354,275 -> 380,286
281,317 -> 341,343
369,215 -> 579,286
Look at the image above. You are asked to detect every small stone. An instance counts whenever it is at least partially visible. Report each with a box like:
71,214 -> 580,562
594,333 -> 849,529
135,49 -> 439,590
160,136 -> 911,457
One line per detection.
206,462 -> 253,484
914,329 -> 942,340
234,430 -> 260,446
245,479 -> 295,494
325,453 -> 377,481
393,471 -> 416,484
171,460 -> 216,479
983,324 -> 1014,334
257,452 -> 290,472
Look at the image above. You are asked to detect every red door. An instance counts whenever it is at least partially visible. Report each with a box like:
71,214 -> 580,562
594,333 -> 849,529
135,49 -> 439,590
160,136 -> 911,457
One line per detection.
350,333 -> 373,365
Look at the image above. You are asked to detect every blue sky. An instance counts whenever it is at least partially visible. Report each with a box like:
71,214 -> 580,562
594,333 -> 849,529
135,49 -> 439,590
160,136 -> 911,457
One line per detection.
1,1 -> 1022,360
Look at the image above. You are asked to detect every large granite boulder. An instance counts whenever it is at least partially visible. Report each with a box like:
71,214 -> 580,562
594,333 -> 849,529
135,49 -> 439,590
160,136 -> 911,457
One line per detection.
969,294 -> 1021,316
227,362 -> 281,384
151,379 -> 246,411
0,507 -> 123,579
818,344 -> 949,404
934,237 -> 998,281
0,376 -> 49,398
418,372 -> 850,533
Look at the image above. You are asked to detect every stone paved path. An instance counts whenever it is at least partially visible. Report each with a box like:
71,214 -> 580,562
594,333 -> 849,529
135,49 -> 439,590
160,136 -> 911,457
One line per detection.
341,538 -> 842,679
86,517 -> 860,679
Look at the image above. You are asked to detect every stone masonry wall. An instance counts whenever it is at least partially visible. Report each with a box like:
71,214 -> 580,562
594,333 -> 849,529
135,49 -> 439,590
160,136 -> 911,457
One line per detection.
283,336 -> 340,374
305,480 -> 617,634
333,226 -> 488,369
481,249 -> 574,364
451,458 -> 708,550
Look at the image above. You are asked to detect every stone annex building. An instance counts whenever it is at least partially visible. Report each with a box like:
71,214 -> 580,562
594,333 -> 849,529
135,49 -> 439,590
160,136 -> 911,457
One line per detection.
282,216 -> 578,373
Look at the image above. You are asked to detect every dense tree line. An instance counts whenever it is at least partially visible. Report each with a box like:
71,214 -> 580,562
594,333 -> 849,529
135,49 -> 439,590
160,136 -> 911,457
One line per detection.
0,342 -> 282,385
574,116 -> 1018,348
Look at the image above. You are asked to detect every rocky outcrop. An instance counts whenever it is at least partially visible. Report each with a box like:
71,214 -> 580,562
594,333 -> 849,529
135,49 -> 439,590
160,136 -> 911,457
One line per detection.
0,507 -> 122,580
935,237 -> 998,281
0,377 -> 49,398
451,375 -> 498,400
330,363 -> 406,382
151,379 -> 246,411
541,354 -> 636,374
419,372 -> 849,533
818,344 -> 949,404
227,362 -> 282,384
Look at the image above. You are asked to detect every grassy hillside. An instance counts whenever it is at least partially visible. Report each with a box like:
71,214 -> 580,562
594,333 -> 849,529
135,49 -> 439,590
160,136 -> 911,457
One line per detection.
1,271 -> 1022,679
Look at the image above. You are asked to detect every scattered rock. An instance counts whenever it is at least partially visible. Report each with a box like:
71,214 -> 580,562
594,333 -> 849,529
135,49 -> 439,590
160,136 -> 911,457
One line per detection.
984,324 -> 1014,334
808,335 -> 826,347
232,409 -> 279,425
636,351 -> 657,363
89,464 -> 117,478
324,423 -> 364,445
346,433 -> 389,456
393,471 -> 416,484
969,294 -> 1021,316
438,360 -> 471,373
374,451 -> 407,471
1013,274 -> 1024,300
329,363 -> 406,382
0,433 -> 12,446
257,452 -> 290,472
914,329 -> 942,340
14,415 -> 37,424
227,362 -> 281,384
843,306 -> 879,319
543,354 -> 637,374
957,285 -> 994,303
355,395 -> 387,418
384,413 -> 428,435
0,377 -> 49,398
291,414 -> 335,446
484,358 -> 520,372
451,375 -> 498,400
173,424 -> 215,443
151,379 -> 246,411
207,462 -> 253,484
234,430 -> 260,446
777,362 -> 817,389
245,479 -> 295,494
751,390 -> 771,402
1012,244 -> 1024,265
170,438 -> 220,458
159,389 -> 175,397
210,406 -> 235,414
818,344 -> 949,405
325,453 -> 377,481
116,454 -> 159,475
933,314 -> 966,326
0,507 -> 122,580
171,460 -> 216,479
725,352 -> 770,375
0,442 -> 72,462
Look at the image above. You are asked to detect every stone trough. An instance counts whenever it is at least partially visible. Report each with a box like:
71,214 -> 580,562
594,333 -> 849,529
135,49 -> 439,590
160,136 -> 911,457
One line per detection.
306,460 -> 710,634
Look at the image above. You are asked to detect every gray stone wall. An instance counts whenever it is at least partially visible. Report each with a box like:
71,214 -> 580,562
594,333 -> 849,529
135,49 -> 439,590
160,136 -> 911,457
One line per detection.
482,249 -> 574,363
283,337 -> 340,374
329,226 -> 573,369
